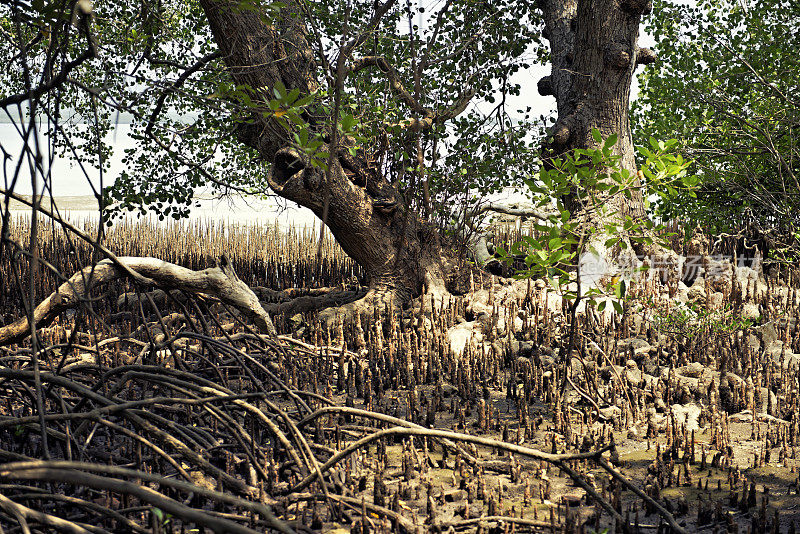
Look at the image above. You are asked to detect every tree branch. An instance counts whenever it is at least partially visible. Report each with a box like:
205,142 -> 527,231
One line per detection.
145,50 -> 223,136
473,201 -> 556,222
339,0 -> 397,61
347,56 -> 426,114
0,4 -> 96,108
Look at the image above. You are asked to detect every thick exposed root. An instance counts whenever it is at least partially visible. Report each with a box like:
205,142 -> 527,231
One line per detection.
317,287 -> 402,328
259,287 -> 367,317
0,256 -> 275,346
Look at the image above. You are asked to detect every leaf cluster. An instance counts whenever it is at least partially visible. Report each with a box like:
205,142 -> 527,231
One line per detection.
633,0 -> 799,253
496,130 -> 694,312
638,297 -> 755,341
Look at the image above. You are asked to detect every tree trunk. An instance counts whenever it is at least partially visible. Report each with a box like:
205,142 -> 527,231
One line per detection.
199,0 -> 450,308
539,0 -> 656,271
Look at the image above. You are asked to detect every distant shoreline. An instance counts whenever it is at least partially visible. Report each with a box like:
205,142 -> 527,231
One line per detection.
6,195 -> 100,212
4,194 -> 320,228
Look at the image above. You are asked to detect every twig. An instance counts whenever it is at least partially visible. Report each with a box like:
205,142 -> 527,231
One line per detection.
595,457 -> 687,534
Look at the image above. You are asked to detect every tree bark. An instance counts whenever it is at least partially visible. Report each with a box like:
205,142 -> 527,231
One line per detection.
199,0 -> 451,308
540,0 -> 655,269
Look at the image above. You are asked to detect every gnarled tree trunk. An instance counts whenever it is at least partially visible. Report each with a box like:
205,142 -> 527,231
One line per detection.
199,0 -> 451,310
199,0 -> 657,307
539,0 -> 656,273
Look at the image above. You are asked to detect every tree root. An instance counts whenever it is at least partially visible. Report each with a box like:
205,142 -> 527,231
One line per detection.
0,315 -> 695,534
0,463 -> 292,534
261,288 -> 367,317
289,425 -> 612,493
0,256 -> 275,346
287,418 -> 686,533
596,457 -> 688,534
297,406 -> 481,465
316,286 -> 400,327
0,492 -> 97,534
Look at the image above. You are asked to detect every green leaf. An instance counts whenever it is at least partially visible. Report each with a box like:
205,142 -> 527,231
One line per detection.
616,279 -> 627,298
294,94 -> 315,108
340,113 -> 356,132
273,80 -> 286,99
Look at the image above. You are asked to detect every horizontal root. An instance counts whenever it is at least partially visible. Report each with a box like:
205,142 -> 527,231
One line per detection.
317,287 -> 401,327
261,288 -> 367,316
0,256 -> 275,346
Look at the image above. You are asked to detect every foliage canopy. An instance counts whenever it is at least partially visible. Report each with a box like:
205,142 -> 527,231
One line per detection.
0,0 -> 545,225
634,0 -> 800,252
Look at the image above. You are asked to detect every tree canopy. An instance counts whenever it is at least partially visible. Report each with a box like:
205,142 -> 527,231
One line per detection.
634,0 -> 799,251
0,0 -> 544,226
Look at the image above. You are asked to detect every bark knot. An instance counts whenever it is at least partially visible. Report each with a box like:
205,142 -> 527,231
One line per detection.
538,76 -> 554,96
620,0 -> 653,15
605,43 -> 631,69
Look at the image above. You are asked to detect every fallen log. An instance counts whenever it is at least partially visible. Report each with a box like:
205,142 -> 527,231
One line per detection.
0,256 -> 275,346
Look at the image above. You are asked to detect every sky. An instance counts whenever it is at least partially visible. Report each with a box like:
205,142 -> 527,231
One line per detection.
0,119 -> 137,197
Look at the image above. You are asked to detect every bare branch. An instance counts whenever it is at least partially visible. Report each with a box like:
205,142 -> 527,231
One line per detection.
145,50 -> 223,136
1,188 -> 155,286
0,7 -> 96,108
473,201 -> 555,222
387,74 -> 478,133
0,256 -> 275,346
340,0 -> 398,61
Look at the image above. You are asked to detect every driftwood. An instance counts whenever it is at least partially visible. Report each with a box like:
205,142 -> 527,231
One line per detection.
0,256 -> 275,346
